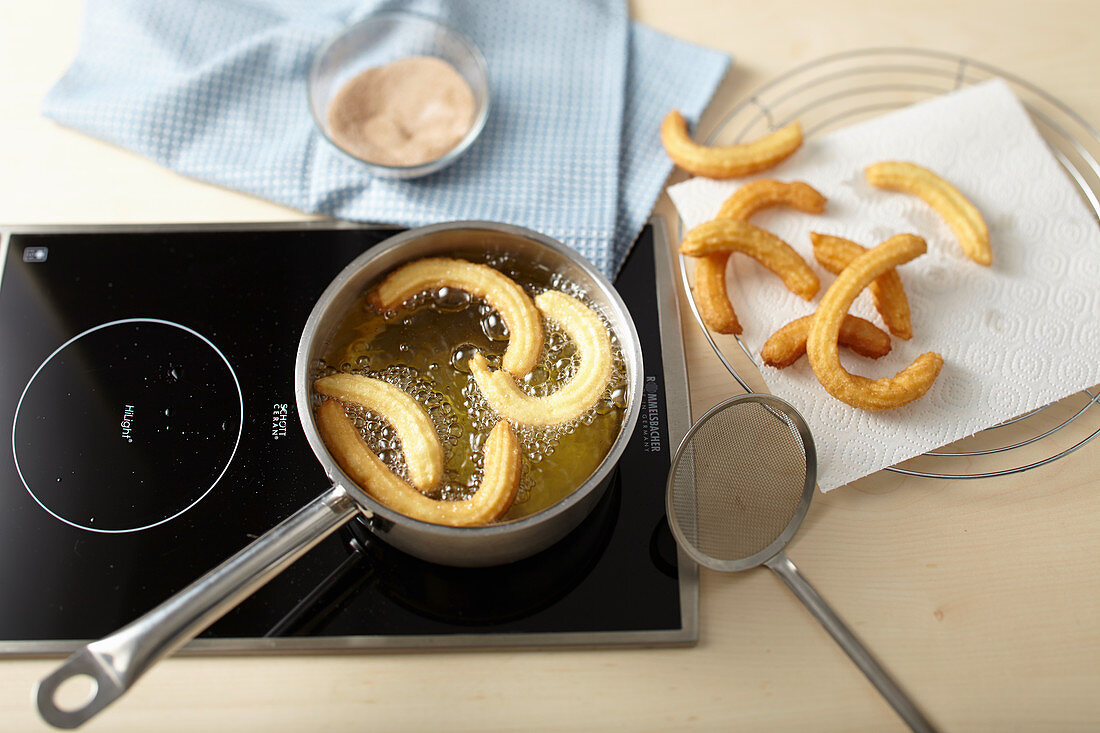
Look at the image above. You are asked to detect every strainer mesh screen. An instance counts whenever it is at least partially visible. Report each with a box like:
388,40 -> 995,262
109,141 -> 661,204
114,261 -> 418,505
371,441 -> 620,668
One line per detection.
670,400 -> 808,563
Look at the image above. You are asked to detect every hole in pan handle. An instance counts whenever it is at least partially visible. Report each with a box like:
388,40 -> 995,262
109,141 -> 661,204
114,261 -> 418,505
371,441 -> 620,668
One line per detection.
35,485 -> 360,729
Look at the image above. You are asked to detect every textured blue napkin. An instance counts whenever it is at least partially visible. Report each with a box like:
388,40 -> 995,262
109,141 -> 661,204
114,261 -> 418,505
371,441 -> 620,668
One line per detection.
43,0 -> 728,278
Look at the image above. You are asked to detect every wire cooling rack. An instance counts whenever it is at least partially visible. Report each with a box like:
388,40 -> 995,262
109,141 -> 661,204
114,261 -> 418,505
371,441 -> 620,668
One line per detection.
676,47 -> 1100,480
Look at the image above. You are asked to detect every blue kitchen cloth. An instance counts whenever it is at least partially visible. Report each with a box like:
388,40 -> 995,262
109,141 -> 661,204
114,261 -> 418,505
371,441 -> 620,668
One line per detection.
42,0 -> 729,278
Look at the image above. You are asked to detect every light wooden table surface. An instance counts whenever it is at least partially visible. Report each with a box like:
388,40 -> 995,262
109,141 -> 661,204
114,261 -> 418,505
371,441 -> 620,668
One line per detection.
2,1 -> 1098,731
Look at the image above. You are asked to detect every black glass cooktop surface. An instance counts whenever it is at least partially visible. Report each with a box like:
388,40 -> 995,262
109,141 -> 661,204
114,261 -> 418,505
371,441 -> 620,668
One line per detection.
0,221 -> 694,654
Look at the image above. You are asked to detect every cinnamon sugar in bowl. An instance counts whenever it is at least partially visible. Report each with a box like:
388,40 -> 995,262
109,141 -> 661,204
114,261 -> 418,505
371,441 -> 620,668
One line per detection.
308,12 -> 490,179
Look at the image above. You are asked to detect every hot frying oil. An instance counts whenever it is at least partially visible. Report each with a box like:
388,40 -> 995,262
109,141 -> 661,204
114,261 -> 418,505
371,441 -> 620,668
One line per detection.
316,254 -> 627,522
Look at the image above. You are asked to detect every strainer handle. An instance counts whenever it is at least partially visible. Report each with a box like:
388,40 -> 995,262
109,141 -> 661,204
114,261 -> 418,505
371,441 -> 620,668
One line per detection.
764,551 -> 937,733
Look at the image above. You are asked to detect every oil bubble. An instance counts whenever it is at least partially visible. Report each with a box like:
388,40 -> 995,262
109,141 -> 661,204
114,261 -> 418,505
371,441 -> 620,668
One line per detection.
432,286 -> 472,313
451,344 -> 478,373
546,331 -> 566,353
481,312 -> 510,341
523,366 -> 548,387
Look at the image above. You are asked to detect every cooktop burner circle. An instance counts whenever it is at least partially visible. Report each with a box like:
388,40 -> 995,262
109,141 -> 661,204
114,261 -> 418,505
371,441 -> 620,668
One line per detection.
11,318 -> 244,533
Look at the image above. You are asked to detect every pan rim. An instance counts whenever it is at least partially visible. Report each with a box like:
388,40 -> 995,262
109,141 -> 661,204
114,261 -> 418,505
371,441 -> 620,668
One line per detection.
293,219 -> 644,541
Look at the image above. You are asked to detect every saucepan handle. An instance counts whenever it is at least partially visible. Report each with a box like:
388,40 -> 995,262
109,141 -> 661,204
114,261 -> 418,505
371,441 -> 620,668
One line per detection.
36,484 -> 360,729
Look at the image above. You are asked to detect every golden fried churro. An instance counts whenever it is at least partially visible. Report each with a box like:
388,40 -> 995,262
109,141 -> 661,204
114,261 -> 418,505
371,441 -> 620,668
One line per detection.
370,257 -> 543,376
314,373 -> 443,492
660,111 -> 803,179
317,400 -> 519,527
694,180 -> 828,334
811,232 -> 913,340
762,314 -> 891,369
807,234 -> 943,410
865,161 -> 991,266
692,255 -> 742,334
716,179 -> 827,220
470,291 -> 613,427
680,218 -> 819,300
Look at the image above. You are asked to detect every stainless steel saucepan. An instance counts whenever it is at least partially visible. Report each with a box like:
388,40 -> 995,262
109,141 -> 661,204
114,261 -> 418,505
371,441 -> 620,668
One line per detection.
35,221 -> 643,729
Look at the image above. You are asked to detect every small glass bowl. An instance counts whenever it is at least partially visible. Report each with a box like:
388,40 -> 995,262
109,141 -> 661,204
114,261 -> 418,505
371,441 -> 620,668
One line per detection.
308,11 -> 490,179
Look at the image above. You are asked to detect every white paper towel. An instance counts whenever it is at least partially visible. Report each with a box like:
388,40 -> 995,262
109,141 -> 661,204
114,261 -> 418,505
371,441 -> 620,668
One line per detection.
668,79 -> 1100,491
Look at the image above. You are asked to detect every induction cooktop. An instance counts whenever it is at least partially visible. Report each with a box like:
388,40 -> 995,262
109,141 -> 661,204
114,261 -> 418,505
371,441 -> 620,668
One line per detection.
0,220 -> 695,655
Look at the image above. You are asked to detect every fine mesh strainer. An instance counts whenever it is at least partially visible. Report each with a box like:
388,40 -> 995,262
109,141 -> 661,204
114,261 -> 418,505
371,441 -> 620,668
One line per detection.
667,394 -> 935,733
